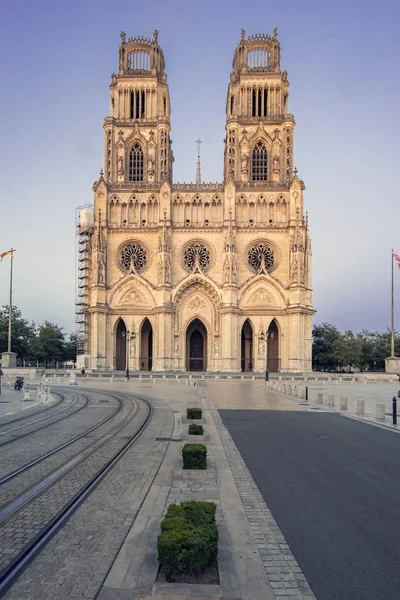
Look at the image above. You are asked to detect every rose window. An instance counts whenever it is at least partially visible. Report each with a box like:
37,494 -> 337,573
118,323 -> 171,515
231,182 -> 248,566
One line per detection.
183,243 -> 211,272
248,242 -> 275,272
119,243 -> 147,273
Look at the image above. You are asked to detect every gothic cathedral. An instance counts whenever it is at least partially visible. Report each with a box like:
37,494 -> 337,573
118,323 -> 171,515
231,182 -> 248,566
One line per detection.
76,29 -> 314,373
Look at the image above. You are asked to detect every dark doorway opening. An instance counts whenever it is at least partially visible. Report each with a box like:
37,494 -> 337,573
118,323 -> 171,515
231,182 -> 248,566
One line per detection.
116,319 -> 127,371
140,318 -> 153,371
186,318 -> 207,371
241,319 -> 254,372
267,320 -> 280,372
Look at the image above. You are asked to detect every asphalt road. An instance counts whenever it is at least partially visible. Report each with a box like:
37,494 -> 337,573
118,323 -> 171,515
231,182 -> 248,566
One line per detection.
219,409 -> 400,600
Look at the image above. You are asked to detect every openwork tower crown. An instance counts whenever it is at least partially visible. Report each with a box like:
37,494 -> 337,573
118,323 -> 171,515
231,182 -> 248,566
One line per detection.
231,28 -> 281,81
118,29 -> 165,78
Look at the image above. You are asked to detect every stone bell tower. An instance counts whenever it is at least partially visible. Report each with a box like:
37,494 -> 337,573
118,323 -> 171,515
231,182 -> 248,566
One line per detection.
104,30 -> 173,188
224,28 -> 293,185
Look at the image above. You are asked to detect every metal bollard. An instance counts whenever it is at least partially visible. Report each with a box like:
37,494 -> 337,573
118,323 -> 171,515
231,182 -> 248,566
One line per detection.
317,393 -> 323,404
340,397 -> 348,410
356,400 -> 364,416
376,403 -> 385,420
393,397 -> 397,425
305,386 -> 308,401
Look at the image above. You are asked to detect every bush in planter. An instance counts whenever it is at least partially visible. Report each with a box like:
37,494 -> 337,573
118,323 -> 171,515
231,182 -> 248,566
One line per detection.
187,407 -> 202,420
188,423 -> 204,435
158,501 -> 218,576
182,443 -> 207,469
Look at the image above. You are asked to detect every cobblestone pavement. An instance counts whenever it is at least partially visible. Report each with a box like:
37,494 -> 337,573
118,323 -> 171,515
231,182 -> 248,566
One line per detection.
0,393 -> 145,574
203,388 -> 316,600
0,391 -> 129,508
0,392 -> 81,449
3,395 -> 173,600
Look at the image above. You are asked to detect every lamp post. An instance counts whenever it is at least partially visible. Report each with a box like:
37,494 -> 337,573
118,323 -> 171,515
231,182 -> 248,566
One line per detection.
121,329 -> 131,380
260,328 -> 270,381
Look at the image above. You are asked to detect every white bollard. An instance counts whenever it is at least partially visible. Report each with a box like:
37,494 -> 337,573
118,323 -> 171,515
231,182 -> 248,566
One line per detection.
340,397 -> 348,410
376,403 -> 385,420
356,400 -> 365,416
317,393 -> 323,404
328,395 -> 335,407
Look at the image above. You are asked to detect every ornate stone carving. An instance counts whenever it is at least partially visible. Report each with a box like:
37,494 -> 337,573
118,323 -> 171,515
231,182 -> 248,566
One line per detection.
119,288 -> 146,305
119,243 -> 147,274
248,243 -> 275,272
187,296 -> 207,312
183,243 -> 211,272
248,289 -> 273,305
214,338 -> 220,358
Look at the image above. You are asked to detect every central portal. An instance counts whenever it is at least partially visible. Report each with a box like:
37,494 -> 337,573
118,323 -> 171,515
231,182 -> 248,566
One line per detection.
186,318 -> 207,371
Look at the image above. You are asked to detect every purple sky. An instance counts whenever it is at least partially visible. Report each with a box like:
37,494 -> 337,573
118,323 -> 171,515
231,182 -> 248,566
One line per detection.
1,0 -> 399,334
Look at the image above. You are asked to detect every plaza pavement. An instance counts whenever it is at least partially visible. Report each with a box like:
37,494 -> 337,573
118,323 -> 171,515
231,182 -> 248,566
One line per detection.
2,375 -> 399,599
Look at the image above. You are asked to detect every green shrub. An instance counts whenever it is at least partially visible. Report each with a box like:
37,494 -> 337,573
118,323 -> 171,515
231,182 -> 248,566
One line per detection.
188,423 -> 204,435
182,443 -> 207,469
157,501 -> 218,576
187,407 -> 202,419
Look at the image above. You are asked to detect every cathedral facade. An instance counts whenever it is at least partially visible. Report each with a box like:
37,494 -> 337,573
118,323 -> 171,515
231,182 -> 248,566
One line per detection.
77,29 -> 314,373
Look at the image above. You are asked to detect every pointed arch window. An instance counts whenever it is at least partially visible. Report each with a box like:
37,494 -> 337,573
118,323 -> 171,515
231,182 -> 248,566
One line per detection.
252,141 -> 268,181
129,143 -> 144,181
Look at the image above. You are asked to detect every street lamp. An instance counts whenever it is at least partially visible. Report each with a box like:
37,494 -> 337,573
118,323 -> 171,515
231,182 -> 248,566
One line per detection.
260,327 -> 270,381
121,329 -> 131,380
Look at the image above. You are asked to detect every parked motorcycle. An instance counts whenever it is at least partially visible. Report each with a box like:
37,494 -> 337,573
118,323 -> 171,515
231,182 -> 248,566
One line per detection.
14,377 -> 24,391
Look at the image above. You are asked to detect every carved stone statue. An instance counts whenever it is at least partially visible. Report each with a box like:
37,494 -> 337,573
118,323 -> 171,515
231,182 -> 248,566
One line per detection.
117,155 -> 124,175
148,156 -> 154,176
130,339 -> 136,357
120,31 -> 126,44
273,155 -> 280,173
223,254 -> 230,284
258,338 -> 265,356
153,29 -> 159,43
241,29 -> 246,41
291,258 -> 299,284
273,27 -> 278,39
174,336 -> 179,357
241,153 -> 248,173
214,338 -> 220,358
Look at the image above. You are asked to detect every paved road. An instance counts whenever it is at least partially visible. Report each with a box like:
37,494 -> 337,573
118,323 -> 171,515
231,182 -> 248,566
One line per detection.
219,408 -> 400,600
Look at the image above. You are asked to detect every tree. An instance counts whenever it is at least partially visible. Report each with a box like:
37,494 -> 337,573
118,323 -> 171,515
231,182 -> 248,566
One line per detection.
32,321 -> 66,367
64,332 -> 78,364
0,306 -> 36,360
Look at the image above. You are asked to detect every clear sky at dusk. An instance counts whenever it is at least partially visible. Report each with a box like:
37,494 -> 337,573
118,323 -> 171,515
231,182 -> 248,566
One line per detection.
0,0 -> 399,334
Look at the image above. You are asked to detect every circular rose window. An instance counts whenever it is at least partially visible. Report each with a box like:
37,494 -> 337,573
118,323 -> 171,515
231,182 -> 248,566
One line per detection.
183,243 -> 211,272
247,242 -> 275,272
119,242 -> 147,273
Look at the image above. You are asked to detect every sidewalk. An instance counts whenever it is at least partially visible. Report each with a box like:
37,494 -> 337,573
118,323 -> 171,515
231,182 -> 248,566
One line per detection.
95,380 -> 315,600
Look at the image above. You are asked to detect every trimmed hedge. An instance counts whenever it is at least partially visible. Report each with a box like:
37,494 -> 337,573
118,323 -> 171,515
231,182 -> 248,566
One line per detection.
188,423 -> 204,435
182,443 -> 207,469
187,407 -> 202,420
158,501 -> 218,576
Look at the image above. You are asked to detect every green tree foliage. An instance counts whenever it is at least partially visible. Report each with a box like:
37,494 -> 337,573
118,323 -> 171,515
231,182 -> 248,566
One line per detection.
0,306 -> 36,359
312,323 -> 398,371
0,306 -> 76,365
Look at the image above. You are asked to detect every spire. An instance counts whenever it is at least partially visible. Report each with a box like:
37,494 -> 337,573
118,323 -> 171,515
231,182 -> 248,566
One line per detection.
195,138 -> 202,184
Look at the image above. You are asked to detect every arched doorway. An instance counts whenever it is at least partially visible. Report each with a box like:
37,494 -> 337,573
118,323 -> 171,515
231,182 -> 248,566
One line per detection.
267,320 -> 280,372
140,318 -> 153,371
116,319 -> 127,371
241,319 -> 253,372
186,318 -> 207,371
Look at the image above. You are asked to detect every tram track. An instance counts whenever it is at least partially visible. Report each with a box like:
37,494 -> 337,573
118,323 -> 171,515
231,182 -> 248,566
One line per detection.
0,391 -> 86,448
0,391 -> 64,429
0,390 -> 152,597
0,392 -> 123,487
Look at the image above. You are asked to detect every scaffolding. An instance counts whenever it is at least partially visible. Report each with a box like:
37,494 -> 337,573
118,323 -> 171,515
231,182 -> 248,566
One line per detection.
75,204 -> 94,366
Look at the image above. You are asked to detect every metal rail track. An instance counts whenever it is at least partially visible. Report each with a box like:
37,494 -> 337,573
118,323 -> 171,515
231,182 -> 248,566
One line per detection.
0,391 -> 88,448
0,392 -> 123,486
0,393 -> 152,596
0,390 -> 64,428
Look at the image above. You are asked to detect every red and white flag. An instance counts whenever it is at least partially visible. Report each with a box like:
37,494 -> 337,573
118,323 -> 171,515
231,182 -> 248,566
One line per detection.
393,252 -> 400,269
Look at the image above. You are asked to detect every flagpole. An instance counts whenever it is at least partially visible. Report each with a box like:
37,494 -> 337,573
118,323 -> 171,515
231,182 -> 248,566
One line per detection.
8,249 -> 13,353
391,248 -> 395,357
